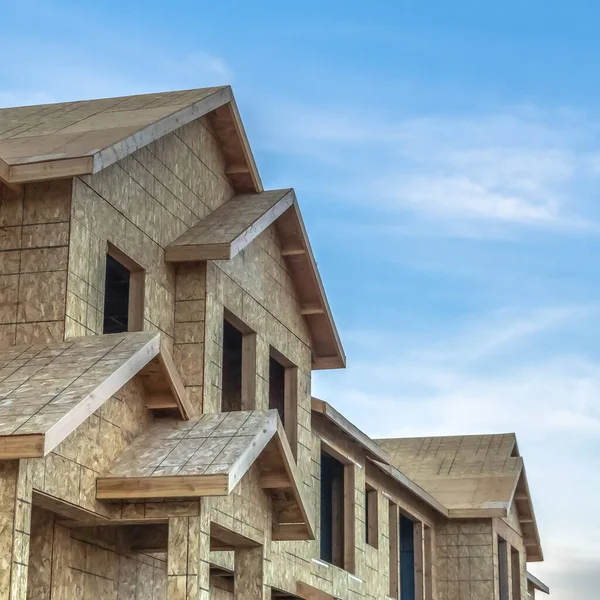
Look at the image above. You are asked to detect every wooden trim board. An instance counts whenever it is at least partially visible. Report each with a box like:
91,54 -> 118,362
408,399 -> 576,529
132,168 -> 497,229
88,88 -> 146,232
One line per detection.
96,474 -> 230,499
0,434 -> 45,459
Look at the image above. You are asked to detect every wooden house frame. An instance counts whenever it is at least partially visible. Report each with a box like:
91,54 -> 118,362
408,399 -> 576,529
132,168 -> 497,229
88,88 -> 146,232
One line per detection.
0,86 -> 548,600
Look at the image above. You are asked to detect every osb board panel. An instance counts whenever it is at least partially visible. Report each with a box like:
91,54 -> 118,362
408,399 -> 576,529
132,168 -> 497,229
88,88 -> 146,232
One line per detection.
202,230 -> 314,478
27,507 -> 167,600
0,180 -> 71,348
105,410 -> 276,478
435,520 -> 496,600
0,332 -> 157,439
0,459 -> 33,600
167,189 -> 291,254
31,376 -> 151,515
205,463 -> 272,548
0,88 -> 222,164
377,434 -> 522,511
66,116 -> 234,342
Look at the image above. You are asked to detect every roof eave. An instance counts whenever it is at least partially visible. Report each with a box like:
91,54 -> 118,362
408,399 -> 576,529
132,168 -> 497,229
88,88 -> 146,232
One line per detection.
1,86 -> 262,194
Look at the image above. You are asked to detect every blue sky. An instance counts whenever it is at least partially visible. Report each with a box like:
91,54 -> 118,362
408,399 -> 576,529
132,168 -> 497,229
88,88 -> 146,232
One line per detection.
3,1 -> 600,597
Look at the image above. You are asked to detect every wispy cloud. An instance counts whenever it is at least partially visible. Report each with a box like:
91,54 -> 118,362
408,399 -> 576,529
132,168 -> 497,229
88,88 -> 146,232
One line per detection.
258,102 -> 600,233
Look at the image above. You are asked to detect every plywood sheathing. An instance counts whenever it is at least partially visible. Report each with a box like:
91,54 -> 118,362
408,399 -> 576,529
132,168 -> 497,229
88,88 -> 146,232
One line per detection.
97,410 -> 314,540
0,180 -> 71,348
378,433 -> 544,562
0,331 -> 192,459
27,505 -> 168,600
167,191 -> 344,371
377,434 -> 522,515
0,460 -> 33,600
0,87 -> 260,193
167,515 -> 211,600
275,202 -> 345,370
312,398 -> 447,517
66,111 -> 236,342
165,189 -> 294,262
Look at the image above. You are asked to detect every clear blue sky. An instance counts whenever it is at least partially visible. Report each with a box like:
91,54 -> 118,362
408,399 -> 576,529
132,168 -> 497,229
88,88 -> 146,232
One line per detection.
3,2 -> 600,597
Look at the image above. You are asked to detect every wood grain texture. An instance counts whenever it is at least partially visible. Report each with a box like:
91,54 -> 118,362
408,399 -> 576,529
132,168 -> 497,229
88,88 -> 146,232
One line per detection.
165,189 -> 294,262
0,331 -> 160,456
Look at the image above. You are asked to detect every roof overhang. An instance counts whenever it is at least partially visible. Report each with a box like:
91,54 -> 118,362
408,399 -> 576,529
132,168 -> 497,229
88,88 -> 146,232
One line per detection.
0,332 -> 192,460
0,86 -> 261,193
166,190 -> 345,370
311,398 -> 448,517
511,466 -> 544,562
96,410 -> 314,541
527,571 -> 550,595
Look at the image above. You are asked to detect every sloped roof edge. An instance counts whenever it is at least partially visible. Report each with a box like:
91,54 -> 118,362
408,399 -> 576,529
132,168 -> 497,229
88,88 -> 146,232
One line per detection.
310,397 -> 448,517
0,86 -> 262,193
527,571 -> 550,594
166,190 -> 345,370
96,409 -> 314,540
512,466 -> 544,562
0,332 -> 192,460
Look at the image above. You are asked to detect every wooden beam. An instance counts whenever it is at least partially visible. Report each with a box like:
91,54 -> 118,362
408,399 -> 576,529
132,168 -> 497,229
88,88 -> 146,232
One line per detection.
299,303 -> 325,316
281,247 -> 306,257
519,516 -> 534,524
272,523 -> 310,541
260,471 -> 292,489
241,332 -> 257,411
514,492 -> 528,501
9,156 -> 94,183
0,434 -> 45,459
0,160 -> 23,193
296,582 -> 337,600
96,474 -> 229,500
225,163 -> 251,175
312,356 -> 345,370
124,524 -> 169,552
145,394 -> 178,410
210,522 -> 261,549
227,96 -> 263,193
158,342 -> 194,419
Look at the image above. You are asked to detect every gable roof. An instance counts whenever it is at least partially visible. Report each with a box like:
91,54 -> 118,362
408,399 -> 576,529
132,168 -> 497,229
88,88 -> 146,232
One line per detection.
527,571 -> 550,595
377,434 -> 522,516
311,398 -> 448,517
166,190 -> 345,370
0,331 -> 192,459
0,86 -> 261,192
377,433 -> 543,561
165,189 -> 295,261
96,409 -> 314,540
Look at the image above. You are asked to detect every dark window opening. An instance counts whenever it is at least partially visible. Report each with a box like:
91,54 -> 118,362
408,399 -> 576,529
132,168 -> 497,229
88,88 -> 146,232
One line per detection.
103,254 -> 131,334
400,515 -> 415,600
498,537 -> 509,600
222,319 -> 243,412
269,355 -> 286,423
320,450 -> 345,568
365,484 -> 378,548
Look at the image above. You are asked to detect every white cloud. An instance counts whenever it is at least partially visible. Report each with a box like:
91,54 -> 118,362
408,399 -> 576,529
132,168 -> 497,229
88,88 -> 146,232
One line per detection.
258,102 -> 600,232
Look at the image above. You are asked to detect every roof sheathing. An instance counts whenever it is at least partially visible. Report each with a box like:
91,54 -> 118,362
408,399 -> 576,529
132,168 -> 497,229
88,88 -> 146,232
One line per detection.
0,87 -> 261,193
